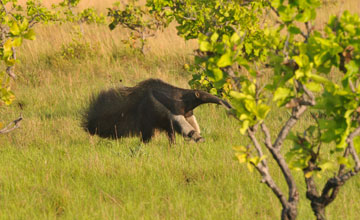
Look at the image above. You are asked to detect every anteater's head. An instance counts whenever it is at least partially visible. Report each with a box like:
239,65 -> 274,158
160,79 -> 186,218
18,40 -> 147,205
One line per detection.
183,90 -> 232,112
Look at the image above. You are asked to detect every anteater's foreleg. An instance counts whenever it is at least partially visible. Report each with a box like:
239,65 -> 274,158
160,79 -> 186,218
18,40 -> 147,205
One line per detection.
140,124 -> 155,143
185,115 -> 201,134
171,115 -> 204,142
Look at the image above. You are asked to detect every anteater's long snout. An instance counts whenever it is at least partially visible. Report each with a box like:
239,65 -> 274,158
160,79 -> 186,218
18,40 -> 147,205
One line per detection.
219,99 -> 232,109
200,91 -> 233,109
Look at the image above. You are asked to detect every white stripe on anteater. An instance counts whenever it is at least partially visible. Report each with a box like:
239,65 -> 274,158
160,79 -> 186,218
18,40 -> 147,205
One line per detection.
185,115 -> 201,134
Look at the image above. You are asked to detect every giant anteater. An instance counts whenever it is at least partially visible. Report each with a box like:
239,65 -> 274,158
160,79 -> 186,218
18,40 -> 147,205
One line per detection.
82,78 -> 232,143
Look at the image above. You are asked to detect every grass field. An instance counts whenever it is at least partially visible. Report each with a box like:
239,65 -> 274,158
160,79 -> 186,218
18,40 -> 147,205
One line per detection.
1,0 -> 360,219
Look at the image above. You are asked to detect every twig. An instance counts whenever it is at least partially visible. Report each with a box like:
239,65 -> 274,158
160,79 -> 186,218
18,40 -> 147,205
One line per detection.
261,123 -> 299,202
347,126 -> 360,169
283,33 -> 290,59
273,80 -> 316,150
248,123 -> 299,219
247,126 -> 288,206
319,126 -> 360,206
0,115 -> 23,134
273,105 -> 307,150
304,22 -> 312,41
6,47 -> 17,79
268,4 -> 280,17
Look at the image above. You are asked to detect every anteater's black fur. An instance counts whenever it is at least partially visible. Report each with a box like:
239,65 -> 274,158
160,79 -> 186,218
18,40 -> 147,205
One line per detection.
82,78 -> 231,143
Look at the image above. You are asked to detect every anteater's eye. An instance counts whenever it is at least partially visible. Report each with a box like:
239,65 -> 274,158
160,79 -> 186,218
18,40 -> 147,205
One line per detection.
195,91 -> 200,98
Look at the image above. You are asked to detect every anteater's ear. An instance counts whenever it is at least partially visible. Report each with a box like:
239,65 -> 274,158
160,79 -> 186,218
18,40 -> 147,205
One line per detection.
195,91 -> 200,98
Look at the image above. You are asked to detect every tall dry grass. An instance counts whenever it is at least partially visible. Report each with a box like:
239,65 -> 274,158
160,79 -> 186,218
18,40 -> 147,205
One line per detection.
316,0 -> 360,29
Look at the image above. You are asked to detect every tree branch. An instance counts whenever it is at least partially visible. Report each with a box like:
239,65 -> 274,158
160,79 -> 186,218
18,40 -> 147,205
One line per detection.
261,123 -> 299,207
247,126 -> 289,208
6,47 -> 17,79
273,105 -> 308,150
273,81 -> 315,150
0,115 -> 23,134
299,82 -> 316,106
248,125 -> 267,167
347,126 -> 360,169
260,123 -> 273,149
320,126 -> 360,206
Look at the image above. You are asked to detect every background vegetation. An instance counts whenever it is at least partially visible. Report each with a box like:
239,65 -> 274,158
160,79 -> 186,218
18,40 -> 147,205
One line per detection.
0,0 -> 359,219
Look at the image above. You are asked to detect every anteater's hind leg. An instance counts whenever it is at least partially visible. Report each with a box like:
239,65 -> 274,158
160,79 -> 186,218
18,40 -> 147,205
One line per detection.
140,123 -> 154,143
137,97 -> 156,143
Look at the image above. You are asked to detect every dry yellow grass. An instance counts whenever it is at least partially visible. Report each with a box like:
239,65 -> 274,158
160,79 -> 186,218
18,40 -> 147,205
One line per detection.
20,0 -> 360,70
316,0 -> 360,29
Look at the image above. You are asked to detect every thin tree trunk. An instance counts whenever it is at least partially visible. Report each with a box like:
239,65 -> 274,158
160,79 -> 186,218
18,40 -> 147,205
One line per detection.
311,201 -> 326,220
282,205 -> 298,220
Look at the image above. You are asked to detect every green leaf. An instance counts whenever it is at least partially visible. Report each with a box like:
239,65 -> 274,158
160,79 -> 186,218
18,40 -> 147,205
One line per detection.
23,29 -> 36,40
295,69 -> 305,78
229,91 -> 253,100
293,54 -> 309,67
344,24 -> 355,34
5,58 -> 16,66
20,18 -> 29,32
3,39 -> 13,57
10,22 -> 20,35
345,60 -> 359,75
199,41 -> 211,52
272,0 -> 284,8
249,156 -> 260,166
235,152 -> 247,163
210,32 -> 219,43
212,68 -> 223,81
288,25 -> 301,34
273,87 -> 292,102
314,52 -> 329,67
247,162 -> 254,172
305,81 -> 322,92
12,37 -> 23,47
240,120 -> 249,135
239,114 -> 249,120
209,88 -> 217,95
308,73 -> 332,85
230,32 -> 240,43
217,52 -> 232,67
244,99 -> 256,112
295,9 -> 312,22
256,104 -> 270,120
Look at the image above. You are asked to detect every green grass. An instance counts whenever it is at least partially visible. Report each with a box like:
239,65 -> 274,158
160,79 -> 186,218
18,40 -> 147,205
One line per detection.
1,22 -> 360,220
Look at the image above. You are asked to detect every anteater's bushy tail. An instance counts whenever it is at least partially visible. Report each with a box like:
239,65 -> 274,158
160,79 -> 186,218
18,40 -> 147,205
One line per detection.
82,86 -> 142,139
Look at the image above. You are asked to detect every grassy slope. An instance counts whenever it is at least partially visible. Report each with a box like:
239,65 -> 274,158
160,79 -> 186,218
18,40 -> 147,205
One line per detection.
1,0 -> 360,219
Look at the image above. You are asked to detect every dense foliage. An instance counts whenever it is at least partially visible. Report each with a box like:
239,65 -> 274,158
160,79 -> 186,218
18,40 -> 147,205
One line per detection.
145,0 -> 360,219
0,0 -> 104,133
108,0 -> 170,53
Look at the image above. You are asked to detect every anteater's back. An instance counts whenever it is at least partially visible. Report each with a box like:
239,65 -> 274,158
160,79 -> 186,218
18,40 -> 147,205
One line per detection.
82,78 -> 187,139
